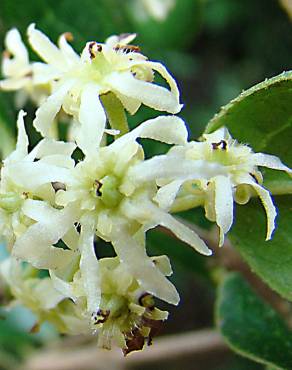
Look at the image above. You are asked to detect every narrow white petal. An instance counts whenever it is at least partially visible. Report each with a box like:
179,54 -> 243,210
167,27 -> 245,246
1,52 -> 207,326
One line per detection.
76,84 -> 106,155
110,115 -> 188,155
151,255 -> 173,276
106,71 -> 181,114
138,115 -> 188,144
6,161 -> 72,190
131,60 -> 181,113
5,28 -> 29,63
34,279 -> 65,309
243,179 -> 277,240
34,137 -> 76,158
33,80 -> 74,136
252,153 -> 292,174
113,91 -> 141,115
62,227 -> 80,251
27,24 -> 67,71
50,270 -> 77,301
0,77 -> 30,90
152,208 -> 212,256
111,223 -> 180,305
127,157 -> 226,186
154,179 -> 185,210
79,226 -> 101,313
58,33 -> 80,65
32,62 -> 61,84
214,176 -> 234,247
123,199 -> 212,256
13,203 -> 80,269
4,110 -> 28,164
22,199 -> 57,222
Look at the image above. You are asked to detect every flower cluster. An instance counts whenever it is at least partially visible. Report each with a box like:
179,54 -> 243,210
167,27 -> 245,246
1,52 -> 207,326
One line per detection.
0,25 -> 291,354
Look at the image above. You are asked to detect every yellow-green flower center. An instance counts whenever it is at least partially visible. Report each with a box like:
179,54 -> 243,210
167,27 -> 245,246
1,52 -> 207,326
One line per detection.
92,175 -> 123,209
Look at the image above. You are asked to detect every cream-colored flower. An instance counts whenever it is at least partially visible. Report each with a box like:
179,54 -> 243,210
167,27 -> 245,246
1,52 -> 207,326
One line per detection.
0,28 -> 50,108
13,115 -> 214,307
26,24 -> 182,152
50,255 -> 171,353
0,256 -> 90,335
155,127 -> 292,246
0,110 -> 78,269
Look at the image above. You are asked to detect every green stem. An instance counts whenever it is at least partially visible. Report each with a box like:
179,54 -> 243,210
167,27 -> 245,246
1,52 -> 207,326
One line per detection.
101,93 -> 129,138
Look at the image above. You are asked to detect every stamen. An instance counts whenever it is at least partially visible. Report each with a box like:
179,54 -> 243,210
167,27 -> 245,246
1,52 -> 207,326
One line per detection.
139,293 -> 155,309
94,179 -> 102,196
93,309 -> 110,324
114,44 -> 140,54
63,32 -> 74,42
88,42 -> 102,59
51,181 -> 66,192
212,140 -> 227,150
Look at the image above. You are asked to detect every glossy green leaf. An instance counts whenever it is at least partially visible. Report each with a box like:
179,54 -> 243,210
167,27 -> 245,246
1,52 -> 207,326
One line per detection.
205,71 -> 292,192
204,72 -> 292,301
229,195 -> 292,302
216,273 -> 292,369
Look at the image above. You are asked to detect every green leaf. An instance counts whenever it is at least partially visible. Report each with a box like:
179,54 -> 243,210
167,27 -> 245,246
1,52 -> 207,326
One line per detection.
205,71 -> 292,193
229,195 -> 292,302
216,272 -> 292,369
204,73 -> 292,302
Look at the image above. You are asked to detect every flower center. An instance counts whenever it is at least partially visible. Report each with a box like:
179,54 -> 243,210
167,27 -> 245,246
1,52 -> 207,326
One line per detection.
93,175 -> 123,209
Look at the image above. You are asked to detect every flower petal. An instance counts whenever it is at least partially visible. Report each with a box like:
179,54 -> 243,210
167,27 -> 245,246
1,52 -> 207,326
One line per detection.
251,153 -> 292,174
122,198 -> 212,256
242,179 -> 277,240
4,110 -> 28,164
110,115 -> 188,156
33,80 -> 74,137
154,179 -> 185,210
0,77 -> 30,90
27,24 -> 67,71
213,176 -> 234,246
12,203 -> 80,269
131,60 -> 181,113
58,33 -> 80,65
5,28 -> 29,64
6,161 -> 72,190
113,91 -> 141,115
106,71 -> 181,114
76,84 -> 106,155
32,137 -> 76,159
79,225 -> 101,313
111,222 -> 180,305
127,157 -> 226,188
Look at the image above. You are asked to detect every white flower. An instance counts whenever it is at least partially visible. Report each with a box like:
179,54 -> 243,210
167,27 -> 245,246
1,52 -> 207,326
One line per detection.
50,255 -> 170,353
0,256 -> 90,335
156,127 -> 292,246
0,110 -> 79,269
13,115 -> 213,307
0,28 -> 50,108
26,24 -> 182,151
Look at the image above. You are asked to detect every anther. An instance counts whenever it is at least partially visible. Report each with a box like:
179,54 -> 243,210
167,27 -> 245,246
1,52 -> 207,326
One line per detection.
211,140 -> 227,150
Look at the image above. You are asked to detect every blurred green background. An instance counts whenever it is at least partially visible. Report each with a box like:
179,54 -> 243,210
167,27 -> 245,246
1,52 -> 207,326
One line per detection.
0,0 -> 291,369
